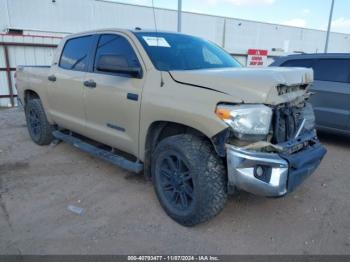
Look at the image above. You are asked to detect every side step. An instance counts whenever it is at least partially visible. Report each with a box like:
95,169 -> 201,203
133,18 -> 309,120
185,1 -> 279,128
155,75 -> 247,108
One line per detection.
52,131 -> 144,173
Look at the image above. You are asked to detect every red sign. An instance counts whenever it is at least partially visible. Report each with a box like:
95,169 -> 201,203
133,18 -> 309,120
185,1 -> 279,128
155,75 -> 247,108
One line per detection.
247,49 -> 268,67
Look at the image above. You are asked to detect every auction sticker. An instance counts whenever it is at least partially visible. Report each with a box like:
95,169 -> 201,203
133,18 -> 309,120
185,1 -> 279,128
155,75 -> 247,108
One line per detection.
142,36 -> 171,47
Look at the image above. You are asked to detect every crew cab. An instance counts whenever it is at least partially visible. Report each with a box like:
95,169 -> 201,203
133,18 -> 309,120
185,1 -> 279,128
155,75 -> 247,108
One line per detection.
16,29 -> 326,226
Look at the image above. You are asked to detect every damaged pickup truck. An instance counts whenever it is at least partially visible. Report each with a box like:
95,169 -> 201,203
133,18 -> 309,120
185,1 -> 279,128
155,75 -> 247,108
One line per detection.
16,29 -> 326,226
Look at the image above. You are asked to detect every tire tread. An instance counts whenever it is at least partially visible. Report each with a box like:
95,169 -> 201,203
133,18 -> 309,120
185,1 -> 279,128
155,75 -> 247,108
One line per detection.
25,98 -> 54,145
153,134 -> 227,226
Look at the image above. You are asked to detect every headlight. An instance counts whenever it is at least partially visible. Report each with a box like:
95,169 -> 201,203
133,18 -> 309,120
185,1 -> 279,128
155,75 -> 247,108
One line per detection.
216,104 -> 273,140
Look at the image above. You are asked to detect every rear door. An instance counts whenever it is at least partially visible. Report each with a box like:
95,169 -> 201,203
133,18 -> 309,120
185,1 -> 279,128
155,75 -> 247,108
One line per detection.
83,33 -> 145,157
47,35 -> 95,134
281,58 -> 350,131
311,59 -> 350,131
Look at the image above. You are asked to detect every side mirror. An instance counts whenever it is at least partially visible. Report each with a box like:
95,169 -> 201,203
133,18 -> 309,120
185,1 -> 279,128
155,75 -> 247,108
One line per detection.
96,55 -> 142,78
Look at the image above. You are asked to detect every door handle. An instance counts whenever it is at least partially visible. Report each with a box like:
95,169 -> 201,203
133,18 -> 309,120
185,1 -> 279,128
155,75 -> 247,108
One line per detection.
83,80 -> 97,88
48,75 -> 56,82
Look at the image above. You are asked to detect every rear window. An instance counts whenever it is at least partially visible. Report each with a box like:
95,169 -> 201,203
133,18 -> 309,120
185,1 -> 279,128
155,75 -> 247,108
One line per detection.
59,35 -> 94,72
281,58 -> 350,83
314,59 -> 350,83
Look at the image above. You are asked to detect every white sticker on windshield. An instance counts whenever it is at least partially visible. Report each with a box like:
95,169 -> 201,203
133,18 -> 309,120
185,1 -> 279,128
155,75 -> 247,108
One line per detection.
142,36 -> 171,47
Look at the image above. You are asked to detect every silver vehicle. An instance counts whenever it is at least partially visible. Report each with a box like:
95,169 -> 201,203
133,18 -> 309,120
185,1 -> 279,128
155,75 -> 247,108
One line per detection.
271,53 -> 350,135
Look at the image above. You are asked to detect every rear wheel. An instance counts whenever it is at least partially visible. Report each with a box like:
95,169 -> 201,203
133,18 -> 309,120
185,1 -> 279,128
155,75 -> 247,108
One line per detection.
152,134 -> 227,226
25,98 -> 54,145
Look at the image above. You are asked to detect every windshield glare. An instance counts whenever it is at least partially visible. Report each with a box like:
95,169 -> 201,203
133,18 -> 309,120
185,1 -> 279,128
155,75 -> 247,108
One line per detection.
134,32 -> 241,71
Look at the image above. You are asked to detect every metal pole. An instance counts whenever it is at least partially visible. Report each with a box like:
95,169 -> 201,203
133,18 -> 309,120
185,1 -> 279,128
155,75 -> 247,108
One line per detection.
3,45 -> 15,107
177,0 -> 182,32
222,19 -> 226,48
324,0 -> 335,53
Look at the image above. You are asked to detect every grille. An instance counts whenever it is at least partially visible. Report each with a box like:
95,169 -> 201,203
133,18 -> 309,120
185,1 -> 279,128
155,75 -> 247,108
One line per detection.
272,103 -> 314,144
276,84 -> 308,95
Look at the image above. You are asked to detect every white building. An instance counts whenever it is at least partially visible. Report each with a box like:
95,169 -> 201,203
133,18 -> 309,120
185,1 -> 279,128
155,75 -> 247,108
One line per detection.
1,0 -> 350,106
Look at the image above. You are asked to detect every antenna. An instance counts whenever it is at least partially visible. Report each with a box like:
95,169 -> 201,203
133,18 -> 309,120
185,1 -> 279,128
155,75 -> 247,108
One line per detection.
151,0 -> 158,33
151,0 -> 165,87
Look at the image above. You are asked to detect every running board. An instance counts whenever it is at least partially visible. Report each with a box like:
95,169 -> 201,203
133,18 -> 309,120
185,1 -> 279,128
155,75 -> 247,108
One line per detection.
52,131 -> 143,173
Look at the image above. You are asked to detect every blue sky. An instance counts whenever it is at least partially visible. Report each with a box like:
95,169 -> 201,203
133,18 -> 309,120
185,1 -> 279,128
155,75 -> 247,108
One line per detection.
112,0 -> 350,34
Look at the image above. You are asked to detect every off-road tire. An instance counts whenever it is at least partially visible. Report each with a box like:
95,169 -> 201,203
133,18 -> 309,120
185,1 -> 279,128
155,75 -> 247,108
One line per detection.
152,134 -> 228,226
25,98 -> 54,145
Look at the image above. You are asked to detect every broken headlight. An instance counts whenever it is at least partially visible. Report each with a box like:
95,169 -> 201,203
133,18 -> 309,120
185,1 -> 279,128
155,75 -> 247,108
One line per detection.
216,104 -> 273,140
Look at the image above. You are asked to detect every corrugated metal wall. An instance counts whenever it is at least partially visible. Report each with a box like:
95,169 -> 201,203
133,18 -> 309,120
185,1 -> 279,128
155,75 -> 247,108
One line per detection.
0,34 -> 60,107
0,0 -> 350,106
2,0 -> 350,54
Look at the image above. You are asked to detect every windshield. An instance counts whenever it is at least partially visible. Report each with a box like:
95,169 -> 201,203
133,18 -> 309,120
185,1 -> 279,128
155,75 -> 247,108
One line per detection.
134,32 -> 241,71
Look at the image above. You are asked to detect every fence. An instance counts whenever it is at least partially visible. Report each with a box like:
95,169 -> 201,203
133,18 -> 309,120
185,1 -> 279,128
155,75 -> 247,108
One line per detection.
0,33 -> 61,107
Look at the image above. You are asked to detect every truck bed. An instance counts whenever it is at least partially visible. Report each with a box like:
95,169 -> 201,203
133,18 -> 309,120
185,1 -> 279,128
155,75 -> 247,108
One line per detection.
16,65 -> 51,104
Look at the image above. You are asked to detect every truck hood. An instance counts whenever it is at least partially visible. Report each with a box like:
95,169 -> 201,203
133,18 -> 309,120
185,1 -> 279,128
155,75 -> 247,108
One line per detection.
169,67 -> 313,105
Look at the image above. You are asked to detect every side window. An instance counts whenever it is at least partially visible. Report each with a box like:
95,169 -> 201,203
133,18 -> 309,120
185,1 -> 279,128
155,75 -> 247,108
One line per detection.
202,46 -> 222,65
59,36 -> 94,72
281,59 -> 314,68
313,59 -> 350,83
94,34 -> 140,73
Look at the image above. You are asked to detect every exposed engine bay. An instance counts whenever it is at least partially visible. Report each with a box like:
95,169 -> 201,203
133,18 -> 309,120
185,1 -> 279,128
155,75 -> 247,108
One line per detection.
271,101 -> 315,144
221,88 -> 318,156
242,99 -> 317,154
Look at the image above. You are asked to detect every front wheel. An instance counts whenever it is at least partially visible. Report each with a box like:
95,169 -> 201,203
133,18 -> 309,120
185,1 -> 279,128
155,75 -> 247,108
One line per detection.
25,98 -> 54,145
152,134 -> 227,226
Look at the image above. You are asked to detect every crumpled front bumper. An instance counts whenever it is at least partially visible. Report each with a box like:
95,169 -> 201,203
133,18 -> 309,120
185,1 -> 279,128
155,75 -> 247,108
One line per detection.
226,141 -> 327,197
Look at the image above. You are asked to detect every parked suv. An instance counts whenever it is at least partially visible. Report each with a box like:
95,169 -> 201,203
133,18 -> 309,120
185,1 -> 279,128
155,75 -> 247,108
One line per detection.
271,53 -> 350,135
16,29 -> 326,226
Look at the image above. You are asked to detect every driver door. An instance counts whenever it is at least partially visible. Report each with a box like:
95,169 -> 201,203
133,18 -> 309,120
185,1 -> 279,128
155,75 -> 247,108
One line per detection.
83,33 -> 145,157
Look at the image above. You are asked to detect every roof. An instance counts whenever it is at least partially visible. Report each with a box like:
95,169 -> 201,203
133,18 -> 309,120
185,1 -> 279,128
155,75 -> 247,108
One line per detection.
271,53 -> 350,66
64,28 -> 185,38
279,53 -> 350,59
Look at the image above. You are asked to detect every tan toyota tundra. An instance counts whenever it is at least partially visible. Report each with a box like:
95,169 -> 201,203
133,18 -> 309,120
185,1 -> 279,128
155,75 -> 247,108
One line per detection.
16,29 -> 326,226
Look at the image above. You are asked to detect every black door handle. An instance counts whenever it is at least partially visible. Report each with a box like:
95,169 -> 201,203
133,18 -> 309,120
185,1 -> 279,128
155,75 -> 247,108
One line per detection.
83,80 -> 97,88
48,75 -> 56,82
127,93 -> 139,101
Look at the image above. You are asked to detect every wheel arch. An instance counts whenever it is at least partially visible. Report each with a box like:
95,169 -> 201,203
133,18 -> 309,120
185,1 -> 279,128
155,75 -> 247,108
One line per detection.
23,89 -> 54,123
143,121 -> 229,179
24,89 -> 40,105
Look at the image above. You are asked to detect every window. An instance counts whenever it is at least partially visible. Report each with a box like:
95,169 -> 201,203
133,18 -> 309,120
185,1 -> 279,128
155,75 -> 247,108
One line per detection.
281,58 -> 350,83
59,35 -> 94,72
134,32 -> 241,71
94,34 -> 140,72
314,59 -> 350,83
281,59 -> 314,68
203,46 -> 222,65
